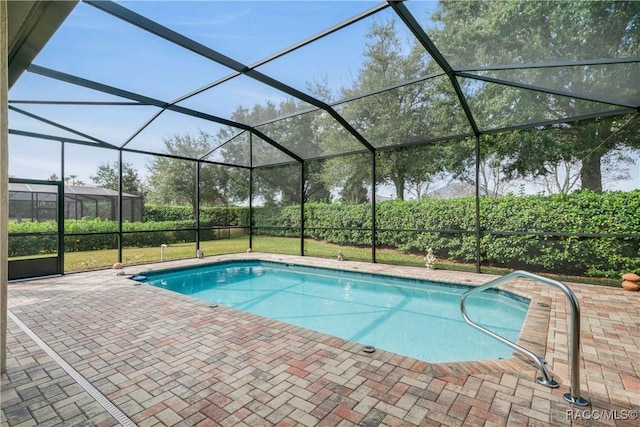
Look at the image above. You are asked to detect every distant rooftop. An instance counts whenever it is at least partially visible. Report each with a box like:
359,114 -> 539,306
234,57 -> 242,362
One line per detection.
9,183 -> 139,200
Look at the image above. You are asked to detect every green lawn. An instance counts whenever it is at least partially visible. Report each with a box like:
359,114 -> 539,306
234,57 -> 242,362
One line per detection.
61,235 -> 434,272
12,234 -> 618,286
63,236 -> 251,271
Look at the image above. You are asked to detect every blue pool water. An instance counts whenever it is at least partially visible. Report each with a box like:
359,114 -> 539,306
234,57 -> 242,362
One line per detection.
144,261 -> 529,363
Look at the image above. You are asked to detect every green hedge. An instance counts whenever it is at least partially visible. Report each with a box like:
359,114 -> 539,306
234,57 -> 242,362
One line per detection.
9,221 -> 58,257
8,191 -> 640,277
9,219 -> 200,256
478,191 -> 640,277
252,191 -> 639,277
143,204 -> 246,226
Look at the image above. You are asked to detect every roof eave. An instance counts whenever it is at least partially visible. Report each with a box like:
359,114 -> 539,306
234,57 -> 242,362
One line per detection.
8,0 -> 78,89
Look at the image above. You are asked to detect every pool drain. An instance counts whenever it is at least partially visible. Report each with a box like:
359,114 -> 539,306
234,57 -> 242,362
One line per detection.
363,345 -> 375,354
537,302 -> 550,308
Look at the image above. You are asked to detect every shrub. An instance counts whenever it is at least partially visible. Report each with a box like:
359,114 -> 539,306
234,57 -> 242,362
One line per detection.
144,204 -> 247,226
252,191 -> 639,277
8,191 -> 639,278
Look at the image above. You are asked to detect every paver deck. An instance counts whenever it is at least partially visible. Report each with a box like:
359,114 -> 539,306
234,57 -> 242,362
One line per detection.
2,253 -> 639,426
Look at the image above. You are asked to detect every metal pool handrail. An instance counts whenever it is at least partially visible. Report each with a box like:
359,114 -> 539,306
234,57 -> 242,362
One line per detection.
460,270 -> 589,406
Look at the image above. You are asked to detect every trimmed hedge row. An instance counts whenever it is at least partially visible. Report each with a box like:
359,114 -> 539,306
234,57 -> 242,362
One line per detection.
9,205 -> 248,256
479,192 -> 640,277
143,204 -> 248,226
251,191 -> 640,277
8,190 -> 640,277
9,219 -> 201,256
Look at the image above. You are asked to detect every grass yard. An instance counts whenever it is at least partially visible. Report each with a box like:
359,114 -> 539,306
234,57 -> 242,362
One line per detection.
62,235 -> 435,272
63,236 -> 251,271
11,234 -> 617,286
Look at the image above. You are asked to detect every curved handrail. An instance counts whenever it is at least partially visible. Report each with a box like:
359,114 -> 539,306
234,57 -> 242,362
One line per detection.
460,270 -> 588,406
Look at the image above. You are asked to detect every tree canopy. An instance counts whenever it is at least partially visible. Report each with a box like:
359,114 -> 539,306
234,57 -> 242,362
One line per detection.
146,131 -> 232,211
430,0 -> 640,193
91,161 -> 145,196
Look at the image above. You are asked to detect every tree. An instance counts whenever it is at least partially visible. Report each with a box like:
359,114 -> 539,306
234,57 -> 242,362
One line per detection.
478,115 -> 639,194
65,175 -> 78,185
320,154 -> 371,203
332,19 -> 468,200
146,131 -> 230,212
534,159 -> 581,195
217,99 -> 333,205
91,161 -> 145,195
211,19 -> 480,203
431,1 -> 640,192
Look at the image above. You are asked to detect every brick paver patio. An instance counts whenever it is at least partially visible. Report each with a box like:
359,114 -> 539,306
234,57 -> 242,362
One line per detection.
2,253 -> 639,426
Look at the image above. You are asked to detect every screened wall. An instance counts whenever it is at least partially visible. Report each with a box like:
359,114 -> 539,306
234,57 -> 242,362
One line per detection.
9,183 -> 141,222
7,0 -> 639,281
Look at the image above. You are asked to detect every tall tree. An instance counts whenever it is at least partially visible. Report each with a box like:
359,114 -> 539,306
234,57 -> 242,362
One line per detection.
334,19 -> 468,200
431,0 -> 640,192
218,99 -> 332,205
320,153 -> 371,203
91,161 -> 145,195
146,131 -> 229,212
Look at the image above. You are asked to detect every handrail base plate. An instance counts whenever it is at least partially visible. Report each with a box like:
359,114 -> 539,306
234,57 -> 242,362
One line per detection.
537,377 -> 559,388
563,393 -> 589,406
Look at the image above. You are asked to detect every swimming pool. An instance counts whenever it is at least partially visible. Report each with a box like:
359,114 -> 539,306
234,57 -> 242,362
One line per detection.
142,261 -> 529,363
